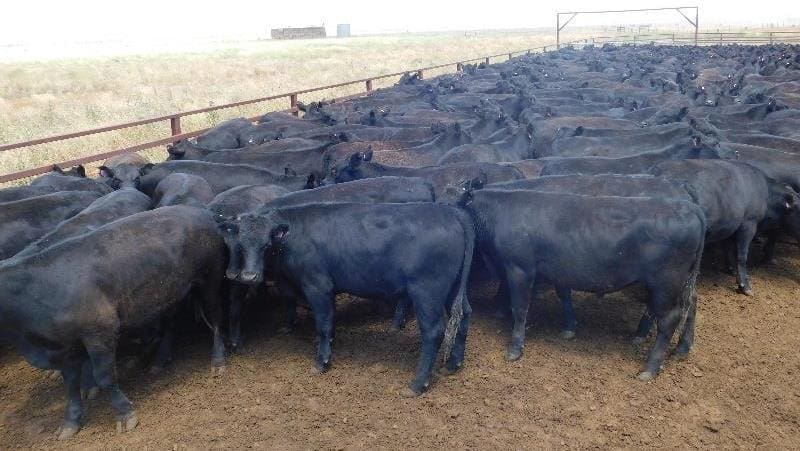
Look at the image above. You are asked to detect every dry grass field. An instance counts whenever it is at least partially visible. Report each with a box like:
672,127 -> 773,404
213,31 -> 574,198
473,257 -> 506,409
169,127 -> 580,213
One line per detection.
0,29 -> 580,184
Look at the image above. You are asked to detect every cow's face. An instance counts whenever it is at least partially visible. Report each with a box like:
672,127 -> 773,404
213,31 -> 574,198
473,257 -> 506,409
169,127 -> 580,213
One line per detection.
330,150 -> 373,184
780,189 -> 800,242
98,164 -> 145,190
219,214 -> 288,285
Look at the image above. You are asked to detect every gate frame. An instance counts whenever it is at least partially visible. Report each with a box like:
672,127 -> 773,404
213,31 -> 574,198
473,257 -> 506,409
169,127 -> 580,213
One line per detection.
557,6 -> 698,49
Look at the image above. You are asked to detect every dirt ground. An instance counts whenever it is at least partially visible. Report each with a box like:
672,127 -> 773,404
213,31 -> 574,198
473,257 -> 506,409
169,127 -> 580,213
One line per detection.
2,243 -> 799,450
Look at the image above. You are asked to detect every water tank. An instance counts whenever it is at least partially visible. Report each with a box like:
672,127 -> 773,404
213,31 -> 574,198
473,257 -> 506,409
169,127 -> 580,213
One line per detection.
337,24 -> 351,38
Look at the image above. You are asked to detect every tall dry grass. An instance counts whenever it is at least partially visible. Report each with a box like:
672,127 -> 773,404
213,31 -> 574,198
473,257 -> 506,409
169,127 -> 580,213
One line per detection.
0,30 -> 571,185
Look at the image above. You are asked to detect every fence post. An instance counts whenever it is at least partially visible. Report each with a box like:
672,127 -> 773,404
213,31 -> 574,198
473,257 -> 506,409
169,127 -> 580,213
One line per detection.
417,69 -> 424,80
508,53 -> 513,60
289,93 -> 298,117
456,62 -> 463,72
769,32 -> 773,44
170,116 -> 181,143
485,57 -> 490,65
672,33 -> 675,44
365,79 -> 373,92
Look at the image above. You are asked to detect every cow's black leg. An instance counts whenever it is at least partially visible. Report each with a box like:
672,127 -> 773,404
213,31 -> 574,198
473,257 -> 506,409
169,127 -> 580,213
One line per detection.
638,292 -> 682,381
633,308 -> 654,345
305,284 -> 335,373
673,293 -> 697,359
83,338 -> 138,433
762,230 -> 778,264
735,223 -> 757,296
405,285 -> 445,396
80,358 -> 98,400
505,266 -> 532,361
390,298 -> 409,332
555,286 -> 577,339
227,282 -> 247,353
445,298 -> 472,374
57,358 -> 84,440
149,323 -> 175,374
492,277 -> 511,319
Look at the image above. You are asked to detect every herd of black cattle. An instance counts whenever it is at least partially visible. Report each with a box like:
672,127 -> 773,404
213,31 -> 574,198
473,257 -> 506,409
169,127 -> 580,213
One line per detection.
2,42 -> 800,439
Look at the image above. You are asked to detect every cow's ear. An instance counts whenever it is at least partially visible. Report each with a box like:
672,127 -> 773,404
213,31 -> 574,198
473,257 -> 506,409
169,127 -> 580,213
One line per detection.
98,165 -> 114,178
285,167 -> 297,177
692,136 -> 702,148
75,165 -> 86,177
52,164 -> 65,174
349,152 -> 363,168
166,144 -> 184,157
363,148 -> 373,162
139,163 -> 155,176
305,172 -> 318,189
271,224 -> 289,243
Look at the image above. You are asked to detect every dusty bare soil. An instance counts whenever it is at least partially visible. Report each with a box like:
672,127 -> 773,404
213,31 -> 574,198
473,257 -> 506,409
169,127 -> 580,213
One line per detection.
2,244 -> 800,450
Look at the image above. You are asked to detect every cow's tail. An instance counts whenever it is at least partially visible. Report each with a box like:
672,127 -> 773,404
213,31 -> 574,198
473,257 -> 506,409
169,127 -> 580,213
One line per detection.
442,211 -> 475,362
680,208 -> 706,320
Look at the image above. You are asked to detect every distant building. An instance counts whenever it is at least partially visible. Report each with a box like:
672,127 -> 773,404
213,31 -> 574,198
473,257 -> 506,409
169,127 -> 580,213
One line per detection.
271,27 -> 326,40
337,24 -> 351,38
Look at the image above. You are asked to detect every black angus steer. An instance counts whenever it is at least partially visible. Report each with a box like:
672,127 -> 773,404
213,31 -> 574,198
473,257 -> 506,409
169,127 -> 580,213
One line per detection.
482,174 -> 695,338
539,137 -> 721,176
330,150 -> 522,199
30,170 -> 113,195
14,189 -> 152,258
152,173 -> 215,208
650,159 -> 773,295
0,206 -> 227,439
461,189 -> 705,380
136,161 -> 320,195
221,176 -> 438,349
220,203 -> 474,396
0,191 -> 103,260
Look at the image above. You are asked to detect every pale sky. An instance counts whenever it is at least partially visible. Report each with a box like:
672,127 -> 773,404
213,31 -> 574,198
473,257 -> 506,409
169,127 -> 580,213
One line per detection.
1,0 -> 798,45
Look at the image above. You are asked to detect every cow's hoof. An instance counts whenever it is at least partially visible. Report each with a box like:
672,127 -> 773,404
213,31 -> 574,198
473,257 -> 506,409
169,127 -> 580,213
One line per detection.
737,285 -> 753,296
116,411 -> 139,433
672,346 -> 692,361
210,365 -> 227,378
505,347 -> 523,362
636,371 -> 655,381
764,258 -> 777,266
277,326 -> 293,335
314,360 -> 330,374
57,422 -> 80,440
400,387 -> 422,398
439,362 -> 462,376
388,323 -> 404,334
631,335 -> 647,346
46,370 -> 62,381
560,330 -> 576,340
82,386 -> 99,401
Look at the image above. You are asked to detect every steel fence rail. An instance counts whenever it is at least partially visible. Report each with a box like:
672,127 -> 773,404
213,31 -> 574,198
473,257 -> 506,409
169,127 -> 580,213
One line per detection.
2,30 -> 799,184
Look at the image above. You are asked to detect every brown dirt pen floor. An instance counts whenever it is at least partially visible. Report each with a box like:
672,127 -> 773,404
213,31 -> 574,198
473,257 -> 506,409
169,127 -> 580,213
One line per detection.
1,243 -> 799,449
